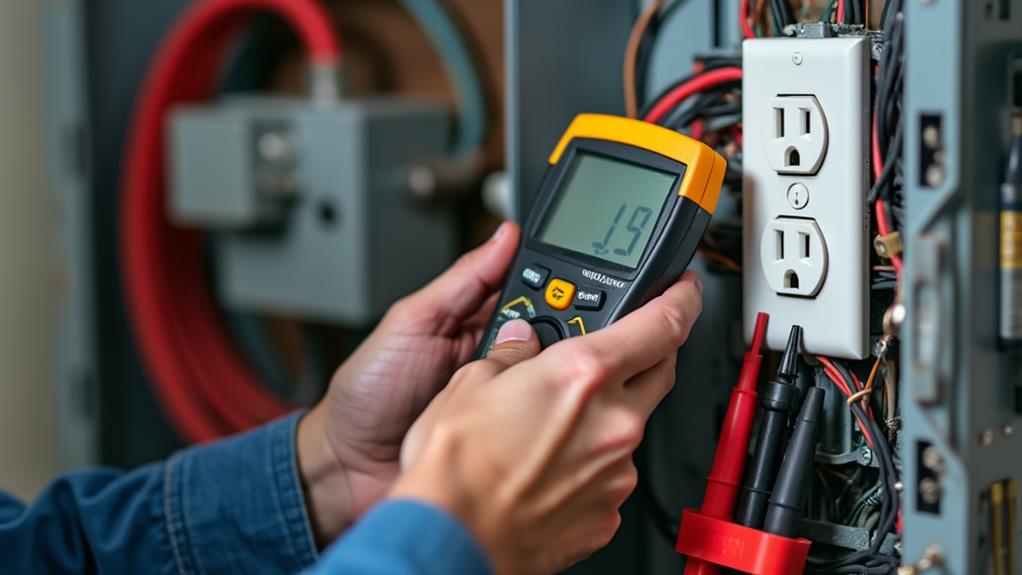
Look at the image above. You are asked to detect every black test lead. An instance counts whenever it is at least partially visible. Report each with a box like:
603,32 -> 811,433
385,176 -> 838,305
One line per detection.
762,385 -> 825,539
734,325 -> 804,530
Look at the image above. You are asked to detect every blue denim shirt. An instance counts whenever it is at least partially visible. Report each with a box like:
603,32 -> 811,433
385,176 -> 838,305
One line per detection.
0,413 -> 491,575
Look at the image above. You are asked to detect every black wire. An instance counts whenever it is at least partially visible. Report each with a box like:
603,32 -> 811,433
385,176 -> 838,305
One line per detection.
635,0 -> 692,114
637,61 -> 741,120
769,0 -> 791,33
807,363 -> 899,573
666,85 -> 741,129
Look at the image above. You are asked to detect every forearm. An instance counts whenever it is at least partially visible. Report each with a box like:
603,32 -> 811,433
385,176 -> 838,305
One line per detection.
1,412 -> 319,574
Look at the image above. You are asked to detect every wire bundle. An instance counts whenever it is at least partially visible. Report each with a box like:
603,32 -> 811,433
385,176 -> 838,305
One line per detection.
871,0 -> 905,275
811,358 -> 900,574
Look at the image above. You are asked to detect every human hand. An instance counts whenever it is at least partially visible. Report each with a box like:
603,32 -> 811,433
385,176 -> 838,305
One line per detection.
391,271 -> 704,574
297,223 -> 521,544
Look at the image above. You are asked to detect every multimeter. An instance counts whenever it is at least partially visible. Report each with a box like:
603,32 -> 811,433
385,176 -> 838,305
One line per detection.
475,113 -> 727,357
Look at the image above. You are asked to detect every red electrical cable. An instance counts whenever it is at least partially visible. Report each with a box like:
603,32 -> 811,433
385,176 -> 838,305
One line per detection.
816,356 -> 877,449
682,313 -> 768,575
871,97 -> 904,276
837,0 -> 846,23
643,67 -> 744,126
740,0 -> 756,39
121,0 -> 341,442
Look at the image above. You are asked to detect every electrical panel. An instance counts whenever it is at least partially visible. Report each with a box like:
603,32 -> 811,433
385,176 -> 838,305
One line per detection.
743,37 -> 870,359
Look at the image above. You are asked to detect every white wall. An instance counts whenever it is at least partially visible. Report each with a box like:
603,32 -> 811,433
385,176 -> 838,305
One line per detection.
0,1 -> 62,500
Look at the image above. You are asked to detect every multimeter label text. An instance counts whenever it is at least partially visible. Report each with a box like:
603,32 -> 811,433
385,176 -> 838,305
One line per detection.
581,269 -> 626,289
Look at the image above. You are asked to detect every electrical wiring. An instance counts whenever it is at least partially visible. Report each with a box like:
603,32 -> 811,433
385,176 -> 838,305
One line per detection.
837,0 -> 846,24
632,0 -> 693,114
643,67 -> 744,125
121,0 -> 341,441
809,360 -> 900,573
822,0 -> 839,23
625,0 -> 664,118
769,0 -> 792,33
740,0 -> 757,38
396,0 -> 488,158
870,0 -> 905,277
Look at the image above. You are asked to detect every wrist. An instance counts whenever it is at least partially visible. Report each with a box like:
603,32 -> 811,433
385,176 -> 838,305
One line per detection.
296,405 -> 355,546
390,427 -> 510,573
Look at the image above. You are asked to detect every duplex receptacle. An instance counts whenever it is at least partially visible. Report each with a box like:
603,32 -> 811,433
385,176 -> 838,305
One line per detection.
760,217 -> 828,297
743,37 -> 870,359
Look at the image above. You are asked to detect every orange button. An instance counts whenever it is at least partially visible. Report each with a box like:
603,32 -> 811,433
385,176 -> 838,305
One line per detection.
545,278 -> 576,311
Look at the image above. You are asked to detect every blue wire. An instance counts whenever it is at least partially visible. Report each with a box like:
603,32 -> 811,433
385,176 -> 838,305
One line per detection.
397,0 -> 488,158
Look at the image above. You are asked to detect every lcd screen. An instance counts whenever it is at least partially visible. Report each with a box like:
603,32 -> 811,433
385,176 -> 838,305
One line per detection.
538,152 -> 678,268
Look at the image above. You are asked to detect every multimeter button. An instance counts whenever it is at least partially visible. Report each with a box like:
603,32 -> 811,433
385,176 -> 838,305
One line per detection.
544,279 -> 576,311
520,265 -> 550,290
566,316 -> 587,338
530,318 -> 564,349
574,288 -> 605,311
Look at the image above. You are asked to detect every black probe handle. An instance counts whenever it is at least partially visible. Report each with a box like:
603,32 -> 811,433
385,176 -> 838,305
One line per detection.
762,386 -> 825,538
733,381 -> 800,529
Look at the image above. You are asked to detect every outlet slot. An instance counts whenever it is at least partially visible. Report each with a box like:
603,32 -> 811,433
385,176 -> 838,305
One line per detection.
801,232 -> 811,258
802,110 -> 811,135
775,107 -> 785,138
784,270 -> 800,290
786,147 -> 801,167
776,229 -> 785,260
999,0 -> 1010,20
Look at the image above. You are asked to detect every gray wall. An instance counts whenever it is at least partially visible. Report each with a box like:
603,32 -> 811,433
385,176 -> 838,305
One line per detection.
0,1 -> 62,500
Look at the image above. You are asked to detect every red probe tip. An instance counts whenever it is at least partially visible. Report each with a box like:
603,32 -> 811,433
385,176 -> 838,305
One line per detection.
751,312 -> 769,355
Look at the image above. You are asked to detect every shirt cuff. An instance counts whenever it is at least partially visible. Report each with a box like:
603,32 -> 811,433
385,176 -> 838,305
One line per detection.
163,412 -> 317,575
314,499 -> 492,575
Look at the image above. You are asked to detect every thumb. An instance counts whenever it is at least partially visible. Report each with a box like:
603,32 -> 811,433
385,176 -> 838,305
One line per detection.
485,319 -> 541,371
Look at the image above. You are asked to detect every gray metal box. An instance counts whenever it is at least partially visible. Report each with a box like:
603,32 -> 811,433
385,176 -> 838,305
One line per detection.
174,96 -> 455,325
170,100 -> 299,228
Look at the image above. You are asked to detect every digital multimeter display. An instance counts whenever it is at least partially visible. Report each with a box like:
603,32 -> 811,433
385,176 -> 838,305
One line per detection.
537,153 -> 678,268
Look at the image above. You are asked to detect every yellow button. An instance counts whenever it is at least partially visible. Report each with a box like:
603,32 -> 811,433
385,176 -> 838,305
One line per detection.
545,278 -> 576,311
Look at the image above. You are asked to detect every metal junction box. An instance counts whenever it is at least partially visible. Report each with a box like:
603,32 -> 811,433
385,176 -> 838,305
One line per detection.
170,96 -> 456,325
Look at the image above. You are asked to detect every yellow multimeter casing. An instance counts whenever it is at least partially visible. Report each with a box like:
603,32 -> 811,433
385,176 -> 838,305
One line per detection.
476,114 -> 727,356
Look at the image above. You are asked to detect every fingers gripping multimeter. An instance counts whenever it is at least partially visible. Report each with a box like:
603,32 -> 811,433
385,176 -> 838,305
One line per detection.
475,114 -> 727,358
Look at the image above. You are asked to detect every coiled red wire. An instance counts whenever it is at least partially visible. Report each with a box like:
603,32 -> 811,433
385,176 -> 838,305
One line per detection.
121,0 -> 341,442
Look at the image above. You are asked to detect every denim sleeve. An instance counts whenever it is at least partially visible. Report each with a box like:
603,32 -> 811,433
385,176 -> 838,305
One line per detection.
311,499 -> 492,575
0,412 -> 318,575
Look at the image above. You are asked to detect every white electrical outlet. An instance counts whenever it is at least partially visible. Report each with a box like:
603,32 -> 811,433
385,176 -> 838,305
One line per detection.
767,96 -> 828,175
760,217 -> 828,297
743,38 -> 870,359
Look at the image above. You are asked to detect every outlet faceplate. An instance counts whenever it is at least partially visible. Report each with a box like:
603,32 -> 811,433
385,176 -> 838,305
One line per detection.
743,37 -> 870,359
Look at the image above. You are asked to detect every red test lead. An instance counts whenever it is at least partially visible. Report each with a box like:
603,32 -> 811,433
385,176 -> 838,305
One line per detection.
679,312 -> 768,575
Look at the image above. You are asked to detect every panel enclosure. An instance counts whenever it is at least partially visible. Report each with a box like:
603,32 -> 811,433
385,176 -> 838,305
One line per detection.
900,0 -> 1022,572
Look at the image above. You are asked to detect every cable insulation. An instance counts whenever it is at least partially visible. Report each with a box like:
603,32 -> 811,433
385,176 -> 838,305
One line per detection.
643,67 -> 743,125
